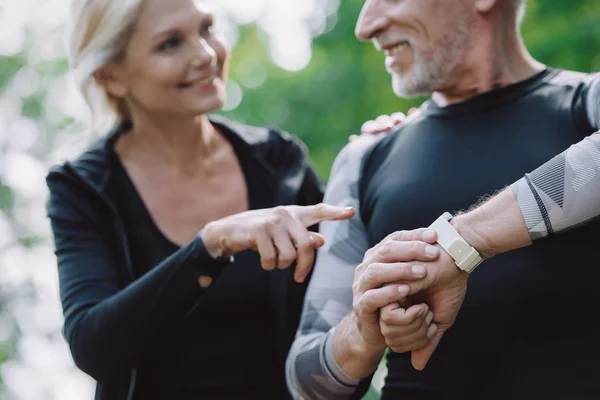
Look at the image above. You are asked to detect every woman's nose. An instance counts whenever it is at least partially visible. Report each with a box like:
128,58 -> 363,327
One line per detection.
190,37 -> 217,67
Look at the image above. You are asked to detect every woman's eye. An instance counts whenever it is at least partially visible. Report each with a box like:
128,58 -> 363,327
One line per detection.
158,37 -> 181,52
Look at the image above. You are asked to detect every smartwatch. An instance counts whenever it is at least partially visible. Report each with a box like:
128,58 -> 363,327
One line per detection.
428,212 -> 483,274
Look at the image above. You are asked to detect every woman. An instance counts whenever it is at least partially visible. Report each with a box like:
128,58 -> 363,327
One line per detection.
45,0 -> 374,399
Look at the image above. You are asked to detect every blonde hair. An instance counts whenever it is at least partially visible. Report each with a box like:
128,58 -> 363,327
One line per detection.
68,0 -> 144,130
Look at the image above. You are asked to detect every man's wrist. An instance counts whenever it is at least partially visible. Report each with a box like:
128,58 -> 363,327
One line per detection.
450,213 -> 497,260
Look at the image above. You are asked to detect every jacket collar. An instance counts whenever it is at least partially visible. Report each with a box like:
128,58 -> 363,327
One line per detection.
65,114 -> 294,197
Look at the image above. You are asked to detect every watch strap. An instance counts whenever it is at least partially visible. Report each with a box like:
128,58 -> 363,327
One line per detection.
428,212 -> 483,274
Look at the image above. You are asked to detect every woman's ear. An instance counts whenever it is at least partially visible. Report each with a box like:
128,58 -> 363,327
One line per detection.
94,65 -> 128,98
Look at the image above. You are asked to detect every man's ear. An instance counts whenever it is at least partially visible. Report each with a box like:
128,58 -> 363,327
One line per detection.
94,65 -> 128,98
474,0 -> 498,13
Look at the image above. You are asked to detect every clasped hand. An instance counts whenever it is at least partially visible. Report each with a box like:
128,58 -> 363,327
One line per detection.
352,228 -> 468,370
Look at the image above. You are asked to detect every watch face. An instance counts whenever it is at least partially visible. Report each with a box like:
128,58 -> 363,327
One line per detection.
448,239 -> 471,264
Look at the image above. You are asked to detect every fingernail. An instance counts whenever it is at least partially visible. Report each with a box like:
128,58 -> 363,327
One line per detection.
427,324 -> 437,339
425,311 -> 433,325
422,230 -> 436,241
425,245 -> 439,257
296,271 -> 307,283
344,206 -> 354,211
411,265 -> 426,276
198,276 -> 213,288
398,284 -> 410,296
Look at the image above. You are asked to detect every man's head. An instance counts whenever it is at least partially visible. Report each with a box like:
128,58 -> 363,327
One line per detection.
355,0 -> 526,98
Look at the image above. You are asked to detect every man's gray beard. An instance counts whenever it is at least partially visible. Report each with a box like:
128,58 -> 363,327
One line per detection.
392,21 -> 471,98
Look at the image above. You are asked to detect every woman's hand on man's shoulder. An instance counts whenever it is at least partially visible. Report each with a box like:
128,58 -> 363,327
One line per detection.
349,108 -> 421,142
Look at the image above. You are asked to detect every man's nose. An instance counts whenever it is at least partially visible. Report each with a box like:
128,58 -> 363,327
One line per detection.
355,0 -> 389,41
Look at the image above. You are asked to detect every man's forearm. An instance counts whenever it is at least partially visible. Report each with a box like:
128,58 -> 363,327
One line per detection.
449,132 -> 600,259
451,188 -> 531,259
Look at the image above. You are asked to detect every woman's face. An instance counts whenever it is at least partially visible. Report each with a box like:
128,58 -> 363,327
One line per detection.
106,0 -> 230,119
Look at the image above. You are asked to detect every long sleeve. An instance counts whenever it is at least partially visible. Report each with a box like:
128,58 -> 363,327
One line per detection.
511,131 -> 600,240
46,172 -> 231,382
286,136 -> 381,400
510,74 -> 600,240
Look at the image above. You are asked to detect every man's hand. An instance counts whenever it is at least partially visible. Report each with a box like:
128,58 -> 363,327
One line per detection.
352,228 -> 441,351
333,228 -> 440,379
376,229 -> 468,371
408,248 -> 467,370
379,300 -> 436,354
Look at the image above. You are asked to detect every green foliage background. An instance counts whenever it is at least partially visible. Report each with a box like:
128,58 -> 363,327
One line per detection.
0,0 -> 598,398
222,0 -> 600,179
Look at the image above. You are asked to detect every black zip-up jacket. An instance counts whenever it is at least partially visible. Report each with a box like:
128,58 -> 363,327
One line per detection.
46,115 -> 324,400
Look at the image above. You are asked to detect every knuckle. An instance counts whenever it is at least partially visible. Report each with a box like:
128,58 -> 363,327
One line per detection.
390,346 -> 401,354
352,298 -> 360,312
380,310 -> 394,325
363,248 -> 374,262
379,242 -> 392,258
408,311 -> 421,324
273,206 -> 288,216
314,203 -> 327,215
391,230 -> 406,241
279,252 -> 296,265
265,215 -> 281,229
364,264 -> 378,285
389,343 -> 405,354
353,297 -> 365,315
396,262 -> 410,276
296,236 -> 312,251
359,293 -> 372,310
276,206 -> 292,219
409,241 -> 422,256
262,254 -> 275,264
384,336 -> 393,347
356,261 -> 366,272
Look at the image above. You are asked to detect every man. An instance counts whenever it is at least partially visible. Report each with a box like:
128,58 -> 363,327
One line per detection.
286,0 -> 600,398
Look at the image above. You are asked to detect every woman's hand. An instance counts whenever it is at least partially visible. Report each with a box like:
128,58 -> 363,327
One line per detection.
350,108 -> 421,141
201,204 -> 355,282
